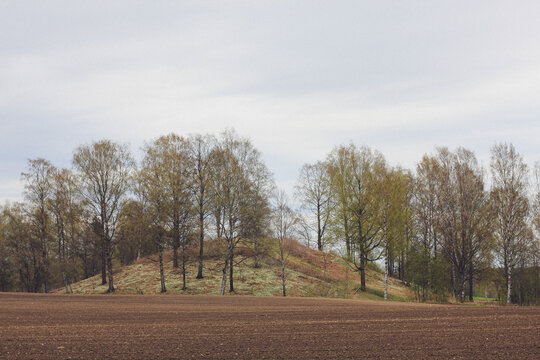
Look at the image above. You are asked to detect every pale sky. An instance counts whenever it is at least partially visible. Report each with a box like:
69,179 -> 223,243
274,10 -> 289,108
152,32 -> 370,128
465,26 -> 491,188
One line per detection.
1,1 -> 540,202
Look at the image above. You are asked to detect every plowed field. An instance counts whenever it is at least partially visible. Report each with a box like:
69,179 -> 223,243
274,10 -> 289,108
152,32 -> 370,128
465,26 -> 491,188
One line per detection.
1,293 -> 539,359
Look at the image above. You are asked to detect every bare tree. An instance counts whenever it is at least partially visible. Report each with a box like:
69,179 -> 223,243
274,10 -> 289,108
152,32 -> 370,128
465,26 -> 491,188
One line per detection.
2,202 -> 39,292
490,143 -> 530,304
436,148 -> 489,302
139,146 -> 169,293
413,155 -> 442,262
211,133 -> 247,295
212,130 -> 270,295
295,215 -> 314,249
21,158 -> 54,292
187,134 -> 215,279
49,168 -> 83,293
380,166 -> 410,301
272,189 -> 298,296
73,140 -> 134,293
163,135 -> 192,271
326,146 -> 355,258
139,134 -> 194,292
295,161 -> 333,251
240,157 -> 274,269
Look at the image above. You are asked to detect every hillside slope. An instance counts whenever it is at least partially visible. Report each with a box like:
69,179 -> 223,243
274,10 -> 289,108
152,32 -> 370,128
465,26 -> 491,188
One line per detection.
61,239 -> 411,301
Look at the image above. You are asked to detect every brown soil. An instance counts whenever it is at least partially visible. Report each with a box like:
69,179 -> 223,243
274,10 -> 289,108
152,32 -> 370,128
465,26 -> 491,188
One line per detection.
1,293 -> 539,359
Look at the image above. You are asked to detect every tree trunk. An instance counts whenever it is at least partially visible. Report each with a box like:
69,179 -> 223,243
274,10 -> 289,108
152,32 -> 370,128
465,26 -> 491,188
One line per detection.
63,270 -> 69,294
460,276 -> 465,303
399,250 -> 405,281
344,216 -> 351,258
451,264 -> 456,299
33,254 -> 41,293
281,262 -> 286,296
172,217 -> 179,269
384,248 -> 388,301
229,252 -> 234,293
159,243 -> 166,293
220,246 -> 230,296
468,264 -> 474,302
62,254 -> 71,294
182,237 -> 187,290
507,265 -> 512,305
42,265 -> 48,293
101,238 -> 107,285
344,266 -> 349,299
82,250 -> 89,279
360,254 -> 366,292
281,240 -> 286,297
41,212 -> 49,293
106,238 -> 115,293
196,212 -> 204,279
254,239 -> 260,268
317,204 -> 322,251
215,210 -> 222,239
173,246 -> 179,269
18,268 -> 24,292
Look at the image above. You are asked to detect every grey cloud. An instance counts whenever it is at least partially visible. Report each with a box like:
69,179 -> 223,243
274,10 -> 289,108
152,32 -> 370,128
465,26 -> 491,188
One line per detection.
1,1 -> 540,201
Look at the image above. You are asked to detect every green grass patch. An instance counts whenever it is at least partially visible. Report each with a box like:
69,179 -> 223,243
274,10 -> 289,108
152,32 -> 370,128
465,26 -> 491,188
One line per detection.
473,296 -> 497,301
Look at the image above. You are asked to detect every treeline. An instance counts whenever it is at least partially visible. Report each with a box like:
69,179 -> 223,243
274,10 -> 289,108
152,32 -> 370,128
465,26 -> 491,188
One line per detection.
1,132 -> 539,305
0,131 -> 276,296
295,143 -> 540,304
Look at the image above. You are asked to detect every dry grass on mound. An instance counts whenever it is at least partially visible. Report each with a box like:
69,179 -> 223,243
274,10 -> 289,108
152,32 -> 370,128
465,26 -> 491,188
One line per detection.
64,237 -> 411,301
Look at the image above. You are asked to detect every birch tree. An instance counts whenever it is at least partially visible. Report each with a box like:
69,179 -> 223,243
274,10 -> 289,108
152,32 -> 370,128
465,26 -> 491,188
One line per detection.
328,145 -> 386,292
295,161 -> 333,251
272,189 -> 298,297
21,158 -> 54,292
139,145 -> 169,293
212,130 -> 269,295
240,157 -> 273,269
380,166 -> 410,301
139,134 -> 193,292
163,135 -> 192,272
73,140 -> 134,293
326,146 -> 355,258
187,134 -> 215,279
437,148 -> 488,302
413,155 -> 442,262
49,168 -> 83,293
490,143 -> 530,304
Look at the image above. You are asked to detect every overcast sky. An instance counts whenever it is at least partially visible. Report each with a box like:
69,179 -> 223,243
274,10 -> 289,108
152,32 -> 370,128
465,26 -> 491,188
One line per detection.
1,1 -> 540,202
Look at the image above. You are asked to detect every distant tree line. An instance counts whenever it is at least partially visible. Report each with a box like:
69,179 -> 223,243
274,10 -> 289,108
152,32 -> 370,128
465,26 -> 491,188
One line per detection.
295,143 -> 540,305
1,132 -> 539,305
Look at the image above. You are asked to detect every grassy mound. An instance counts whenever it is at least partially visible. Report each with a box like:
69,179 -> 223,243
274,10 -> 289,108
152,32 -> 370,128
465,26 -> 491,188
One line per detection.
61,238 -> 411,301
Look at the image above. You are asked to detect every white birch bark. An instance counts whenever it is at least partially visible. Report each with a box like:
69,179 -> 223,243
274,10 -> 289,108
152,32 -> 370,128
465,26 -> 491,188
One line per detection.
384,246 -> 388,301
159,244 -> 166,293
281,244 -> 286,297
506,265 -> 512,305
220,245 -> 231,296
